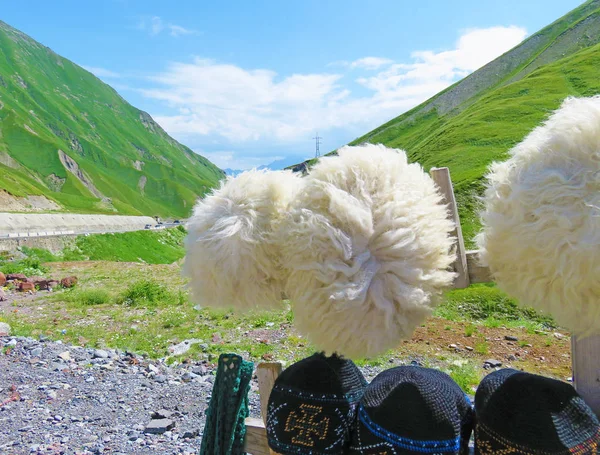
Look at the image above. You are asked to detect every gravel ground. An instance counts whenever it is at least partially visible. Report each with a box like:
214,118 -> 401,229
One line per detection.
0,335 -> 264,455
0,335 -> 456,455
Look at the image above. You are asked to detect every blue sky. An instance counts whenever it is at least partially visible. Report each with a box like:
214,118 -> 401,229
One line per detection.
2,0 -> 585,170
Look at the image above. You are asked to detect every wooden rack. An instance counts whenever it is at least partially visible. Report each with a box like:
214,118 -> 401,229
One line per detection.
243,167 -> 600,454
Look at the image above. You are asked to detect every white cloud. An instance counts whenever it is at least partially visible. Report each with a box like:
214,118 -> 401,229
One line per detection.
137,16 -> 197,37
197,150 -> 285,170
350,57 -> 394,70
82,66 -> 120,78
143,25 -> 527,168
168,24 -> 196,37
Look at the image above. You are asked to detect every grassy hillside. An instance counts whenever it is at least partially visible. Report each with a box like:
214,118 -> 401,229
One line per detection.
294,0 -> 600,246
0,21 -> 224,217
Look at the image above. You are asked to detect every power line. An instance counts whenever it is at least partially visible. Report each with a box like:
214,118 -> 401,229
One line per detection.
313,132 -> 322,158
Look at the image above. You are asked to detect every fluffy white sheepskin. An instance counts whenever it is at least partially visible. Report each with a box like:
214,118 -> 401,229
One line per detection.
476,96 -> 600,336
278,144 -> 457,359
183,169 -> 304,311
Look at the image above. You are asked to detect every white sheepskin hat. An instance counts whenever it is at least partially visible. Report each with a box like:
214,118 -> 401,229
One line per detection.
183,168 -> 304,311
476,96 -> 600,336
278,144 -> 457,359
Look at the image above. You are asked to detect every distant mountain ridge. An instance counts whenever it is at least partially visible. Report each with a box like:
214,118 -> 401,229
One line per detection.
289,0 -> 600,245
0,21 -> 224,217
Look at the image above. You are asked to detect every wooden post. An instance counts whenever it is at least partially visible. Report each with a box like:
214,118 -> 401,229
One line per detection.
256,362 -> 283,426
571,335 -> 600,417
430,167 -> 470,289
244,362 -> 283,455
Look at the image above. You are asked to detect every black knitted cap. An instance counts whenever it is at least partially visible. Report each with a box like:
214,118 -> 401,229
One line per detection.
349,366 -> 474,454
266,352 -> 368,454
474,368 -> 600,454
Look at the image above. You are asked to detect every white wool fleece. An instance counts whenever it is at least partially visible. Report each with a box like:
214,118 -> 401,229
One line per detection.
476,96 -> 600,336
183,169 -> 304,311
278,144 -> 457,359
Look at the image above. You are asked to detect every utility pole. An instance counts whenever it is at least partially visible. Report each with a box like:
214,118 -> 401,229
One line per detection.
313,132 -> 322,158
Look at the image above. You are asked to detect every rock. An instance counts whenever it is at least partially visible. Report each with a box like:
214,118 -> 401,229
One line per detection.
211,333 -> 222,343
0,288 -> 6,301
181,372 -> 193,383
507,355 -> 517,361
6,338 -> 17,347
7,273 -> 27,282
33,278 -> 50,290
553,332 -> 565,340
18,281 -> 35,292
154,375 -> 167,383
93,350 -> 109,359
504,335 -> 518,341
30,347 -> 42,357
168,339 -> 202,356
0,322 -> 11,336
60,276 -> 78,288
0,271 -> 5,286
47,280 -> 59,289
151,409 -> 173,419
144,419 -> 175,434
484,359 -> 502,368
182,429 -> 199,439
192,365 -> 208,376
58,351 -> 71,361
465,346 -> 473,351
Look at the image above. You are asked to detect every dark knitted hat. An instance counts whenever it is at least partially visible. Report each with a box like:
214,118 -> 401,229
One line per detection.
474,368 -> 600,455
349,366 -> 474,454
266,352 -> 368,454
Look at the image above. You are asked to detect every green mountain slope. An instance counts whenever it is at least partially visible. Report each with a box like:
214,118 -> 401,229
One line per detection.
296,0 -> 600,246
0,21 -> 224,217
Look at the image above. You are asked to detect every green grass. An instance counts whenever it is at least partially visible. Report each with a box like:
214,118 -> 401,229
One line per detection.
0,20 -> 223,218
19,226 -> 186,265
435,283 -> 556,329
116,279 -> 177,307
0,256 -> 48,276
66,288 -> 111,306
445,360 -> 481,393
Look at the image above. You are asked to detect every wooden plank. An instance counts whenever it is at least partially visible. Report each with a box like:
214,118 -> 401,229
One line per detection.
244,418 -> 272,455
430,167 -> 470,289
571,335 -> 600,417
466,250 -> 493,284
254,362 -> 283,455
256,362 -> 283,424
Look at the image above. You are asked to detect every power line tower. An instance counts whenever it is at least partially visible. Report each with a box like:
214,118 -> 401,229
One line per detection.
313,132 -> 322,158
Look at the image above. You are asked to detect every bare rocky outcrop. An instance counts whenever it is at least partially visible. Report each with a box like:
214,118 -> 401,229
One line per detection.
13,74 -> 27,89
23,124 -> 38,136
45,173 -> 66,192
0,152 -> 20,169
58,150 -> 104,199
133,160 -> 145,171
0,190 -> 61,212
138,175 -> 147,194
68,133 -> 84,154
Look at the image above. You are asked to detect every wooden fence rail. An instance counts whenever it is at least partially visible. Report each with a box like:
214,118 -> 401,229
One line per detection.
243,167 -> 599,454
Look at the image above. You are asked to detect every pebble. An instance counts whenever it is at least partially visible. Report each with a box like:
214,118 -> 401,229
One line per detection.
144,419 -> 175,434
484,359 -> 503,368
58,351 -> 71,361
504,335 -> 518,341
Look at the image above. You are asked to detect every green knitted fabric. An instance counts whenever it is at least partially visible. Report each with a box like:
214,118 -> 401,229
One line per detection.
199,353 -> 254,455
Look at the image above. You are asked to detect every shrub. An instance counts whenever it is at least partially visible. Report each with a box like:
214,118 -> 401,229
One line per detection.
117,279 -> 172,306
74,289 -> 110,306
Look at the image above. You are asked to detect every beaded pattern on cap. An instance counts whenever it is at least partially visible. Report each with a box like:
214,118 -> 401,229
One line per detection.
474,368 -> 600,455
349,366 -> 473,455
266,352 -> 367,455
